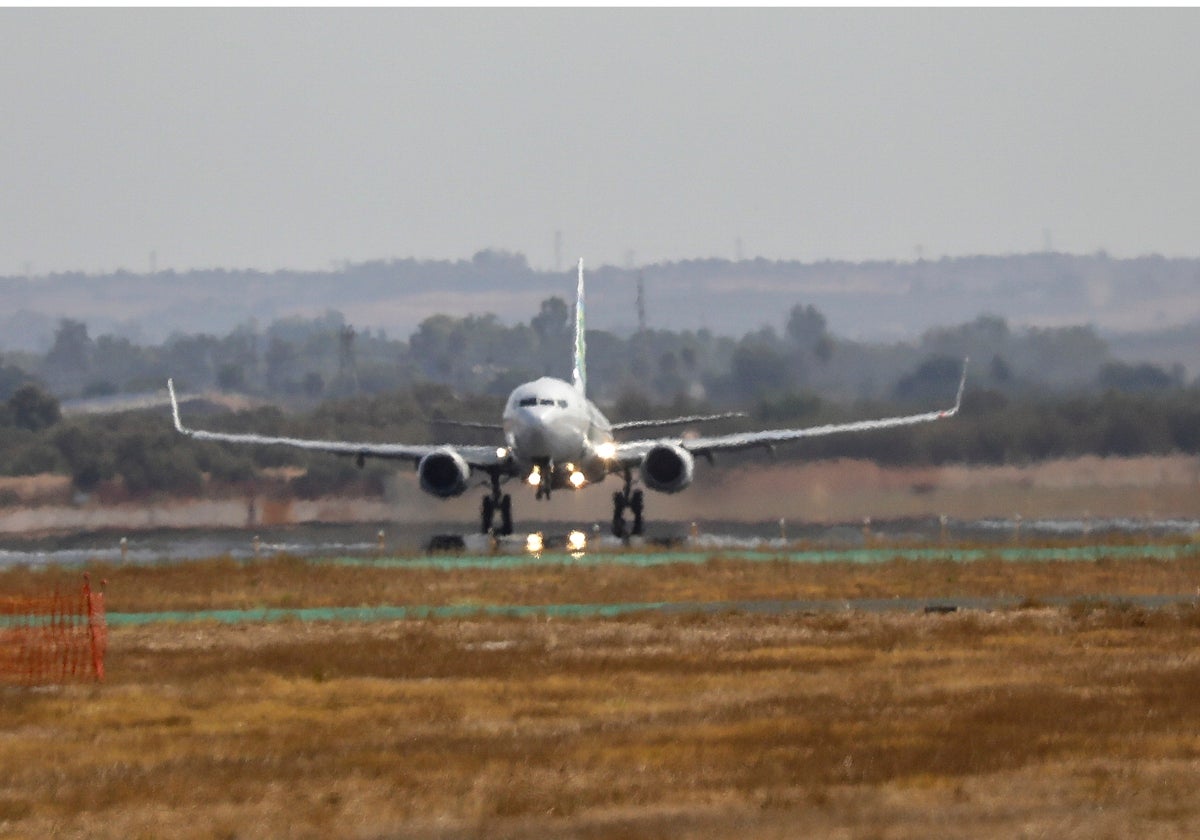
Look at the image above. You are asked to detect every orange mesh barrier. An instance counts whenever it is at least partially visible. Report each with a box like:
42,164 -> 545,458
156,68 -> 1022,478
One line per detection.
0,574 -> 106,685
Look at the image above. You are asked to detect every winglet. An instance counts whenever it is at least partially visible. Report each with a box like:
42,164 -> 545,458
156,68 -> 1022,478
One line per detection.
942,357 -> 969,418
167,378 -> 187,434
956,357 -> 969,410
571,257 -> 587,395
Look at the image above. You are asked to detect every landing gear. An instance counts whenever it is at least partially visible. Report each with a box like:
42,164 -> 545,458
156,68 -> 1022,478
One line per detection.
481,495 -> 495,534
612,491 -> 626,538
481,471 -> 513,536
533,458 -> 552,500
498,494 -> 513,536
611,470 -> 644,538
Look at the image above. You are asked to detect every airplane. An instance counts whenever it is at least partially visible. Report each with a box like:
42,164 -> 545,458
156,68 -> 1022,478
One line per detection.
168,259 -> 968,539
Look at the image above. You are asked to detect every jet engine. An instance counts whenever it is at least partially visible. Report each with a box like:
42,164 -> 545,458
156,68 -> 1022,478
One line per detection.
639,443 -> 695,494
417,449 -> 471,498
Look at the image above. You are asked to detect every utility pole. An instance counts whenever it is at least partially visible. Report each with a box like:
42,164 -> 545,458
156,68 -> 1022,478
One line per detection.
636,273 -> 646,334
338,325 -> 360,395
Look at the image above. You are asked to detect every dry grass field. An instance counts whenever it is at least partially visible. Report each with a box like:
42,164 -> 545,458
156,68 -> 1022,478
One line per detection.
5,548 -> 1200,838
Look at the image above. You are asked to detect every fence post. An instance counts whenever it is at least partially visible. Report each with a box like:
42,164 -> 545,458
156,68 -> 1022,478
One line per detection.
84,574 -> 107,683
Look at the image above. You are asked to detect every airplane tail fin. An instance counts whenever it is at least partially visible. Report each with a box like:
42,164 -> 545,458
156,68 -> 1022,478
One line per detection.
572,258 -> 587,395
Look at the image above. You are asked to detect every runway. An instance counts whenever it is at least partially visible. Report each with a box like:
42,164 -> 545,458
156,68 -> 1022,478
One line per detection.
2,514 -> 1199,567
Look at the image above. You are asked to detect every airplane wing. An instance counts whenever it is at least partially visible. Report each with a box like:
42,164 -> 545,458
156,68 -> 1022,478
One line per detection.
167,380 -> 505,469
613,358 -> 968,463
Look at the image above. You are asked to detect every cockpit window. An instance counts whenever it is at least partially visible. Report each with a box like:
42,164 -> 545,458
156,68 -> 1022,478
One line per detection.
557,399 -> 568,408
539,399 -> 555,406
518,397 -> 537,407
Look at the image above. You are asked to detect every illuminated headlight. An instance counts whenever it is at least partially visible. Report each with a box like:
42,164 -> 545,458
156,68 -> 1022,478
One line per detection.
595,441 -> 617,460
526,532 -> 544,553
569,470 -> 586,489
527,466 -> 542,486
567,530 -> 587,552
495,446 -> 509,460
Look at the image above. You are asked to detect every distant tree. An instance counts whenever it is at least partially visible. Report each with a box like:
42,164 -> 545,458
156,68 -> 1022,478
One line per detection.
52,424 -> 111,490
531,296 -> 569,341
44,319 -> 93,392
0,363 -> 36,401
1098,362 -> 1178,393
730,331 -> 792,399
989,354 -> 1013,385
894,356 -> 962,404
410,315 -> 461,382
786,304 -> 829,354
610,389 -> 653,424
45,319 -> 92,372
217,363 -> 246,391
302,371 -> 325,398
113,430 -> 203,496
8,384 -> 60,431
264,337 -> 298,392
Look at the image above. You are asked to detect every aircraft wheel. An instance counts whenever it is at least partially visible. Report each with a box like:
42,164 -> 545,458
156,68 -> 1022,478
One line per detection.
611,514 -> 626,539
481,496 -> 496,534
630,490 -> 645,536
612,491 -> 628,538
498,494 -> 513,536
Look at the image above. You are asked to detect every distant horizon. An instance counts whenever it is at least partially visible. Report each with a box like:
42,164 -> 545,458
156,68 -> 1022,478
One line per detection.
8,244 -> 1200,281
5,251 -> 1200,362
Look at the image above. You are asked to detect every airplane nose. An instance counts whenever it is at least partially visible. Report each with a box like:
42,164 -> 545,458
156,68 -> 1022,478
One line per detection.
513,406 -> 581,462
517,425 -> 550,457
515,409 -> 552,456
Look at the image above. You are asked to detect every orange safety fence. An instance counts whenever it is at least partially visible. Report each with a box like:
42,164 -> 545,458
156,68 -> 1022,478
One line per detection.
0,574 -> 106,685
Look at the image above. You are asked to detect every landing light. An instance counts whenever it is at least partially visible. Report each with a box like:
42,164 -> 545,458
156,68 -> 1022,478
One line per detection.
527,466 -> 542,487
567,530 -> 587,552
526,532 -> 544,553
496,446 -> 508,460
568,470 -> 586,489
596,442 -> 616,460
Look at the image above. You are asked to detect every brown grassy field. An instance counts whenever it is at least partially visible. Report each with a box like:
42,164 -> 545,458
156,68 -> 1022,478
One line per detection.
5,548 -> 1200,838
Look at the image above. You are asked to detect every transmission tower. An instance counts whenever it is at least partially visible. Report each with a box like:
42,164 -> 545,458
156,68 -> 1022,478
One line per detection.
636,273 -> 647,334
338,325 -> 360,395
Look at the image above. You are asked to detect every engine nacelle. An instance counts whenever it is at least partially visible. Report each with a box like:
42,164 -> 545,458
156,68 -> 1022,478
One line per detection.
417,448 -> 471,498
639,443 -> 695,494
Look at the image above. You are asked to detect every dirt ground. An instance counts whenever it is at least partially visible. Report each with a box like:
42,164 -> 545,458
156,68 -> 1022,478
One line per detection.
4,550 -> 1200,839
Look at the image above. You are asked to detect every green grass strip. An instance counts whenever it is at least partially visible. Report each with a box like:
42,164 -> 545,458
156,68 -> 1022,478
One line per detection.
315,542 -> 1200,571
104,601 -> 672,626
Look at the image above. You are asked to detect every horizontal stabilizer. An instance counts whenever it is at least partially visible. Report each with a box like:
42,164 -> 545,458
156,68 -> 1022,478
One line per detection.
611,412 -> 747,432
431,419 -> 505,433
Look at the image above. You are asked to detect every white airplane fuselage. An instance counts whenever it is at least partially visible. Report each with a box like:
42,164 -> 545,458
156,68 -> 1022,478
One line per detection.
502,376 -> 614,489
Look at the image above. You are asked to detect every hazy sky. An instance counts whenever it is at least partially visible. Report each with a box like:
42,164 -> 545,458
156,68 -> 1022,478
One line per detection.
3,8 -> 1199,275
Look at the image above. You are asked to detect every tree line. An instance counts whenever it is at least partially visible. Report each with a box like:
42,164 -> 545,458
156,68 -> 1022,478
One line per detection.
0,373 -> 1199,500
0,295 -> 1195,499
0,297 -> 1179,407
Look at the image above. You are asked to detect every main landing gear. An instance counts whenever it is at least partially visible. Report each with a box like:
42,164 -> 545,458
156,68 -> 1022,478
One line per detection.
481,471 -> 513,536
611,469 -> 644,538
